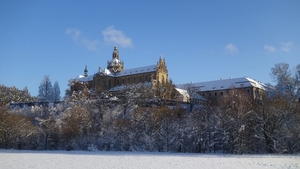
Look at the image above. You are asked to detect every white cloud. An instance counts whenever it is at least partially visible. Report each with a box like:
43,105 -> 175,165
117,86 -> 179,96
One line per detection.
82,39 -> 100,51
264,45 -> 277,53
280,42 -> 293,52
225,43 -> 239,55
66,28 -> 81,42
66,28 -> 99,51
102,26 -> 133,47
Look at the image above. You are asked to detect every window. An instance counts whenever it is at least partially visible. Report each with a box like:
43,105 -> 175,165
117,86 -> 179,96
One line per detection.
221,92 -> 223,96
215,93 -> 217,97
108,80 -> 111,89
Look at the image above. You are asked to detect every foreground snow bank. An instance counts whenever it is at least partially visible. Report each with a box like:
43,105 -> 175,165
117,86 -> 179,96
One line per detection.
0,150 -> 299,169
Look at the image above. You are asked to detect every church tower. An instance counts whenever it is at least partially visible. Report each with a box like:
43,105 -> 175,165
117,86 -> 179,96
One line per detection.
107,46 -> 124,75
84,65 -> 88,77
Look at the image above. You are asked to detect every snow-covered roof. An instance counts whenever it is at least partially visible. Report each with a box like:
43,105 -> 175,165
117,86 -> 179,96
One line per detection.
114,65 -> 157,77
74,75 -> 93,82
175,88 -> 206,101
109,82 -> 152,92
74,64 -> 157,83
75,64 -> 157,81
175,88 -> 189,98
176,77 -> 268,92
103,68 -> 112,76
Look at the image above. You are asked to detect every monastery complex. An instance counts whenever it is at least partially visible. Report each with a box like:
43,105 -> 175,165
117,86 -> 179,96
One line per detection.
75,46 -> 267,102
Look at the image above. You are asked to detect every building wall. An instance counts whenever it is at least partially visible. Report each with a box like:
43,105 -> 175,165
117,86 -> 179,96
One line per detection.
93,72 -> 157,90
198,86 -> 264,101
116,72 -> 155,86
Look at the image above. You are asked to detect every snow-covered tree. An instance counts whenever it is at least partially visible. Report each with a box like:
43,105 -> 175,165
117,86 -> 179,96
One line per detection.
53,81 -> 61,101
295,64 -> 300,102
38,75 -> 53,101
255,93 -> 294,153
65,80 -> 90,101
0,85 -> 35,105
182,83 -> 204,112
270,63 -> 297,99
211,88 -> 256,154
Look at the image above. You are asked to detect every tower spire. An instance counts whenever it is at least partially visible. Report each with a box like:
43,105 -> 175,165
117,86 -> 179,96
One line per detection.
112,46 -> 119,59
84,65 -> 88,77
107,46 -> 124,75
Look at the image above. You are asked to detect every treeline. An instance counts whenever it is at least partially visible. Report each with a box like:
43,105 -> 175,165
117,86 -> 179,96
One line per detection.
0,62 -> 299,154
1,84 -> 299,154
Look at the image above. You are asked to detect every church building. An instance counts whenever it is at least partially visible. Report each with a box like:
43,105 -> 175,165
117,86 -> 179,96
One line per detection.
75,46 -> 170,97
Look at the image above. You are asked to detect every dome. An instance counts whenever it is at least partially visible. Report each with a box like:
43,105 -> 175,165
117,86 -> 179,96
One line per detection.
107,46 -> 124,75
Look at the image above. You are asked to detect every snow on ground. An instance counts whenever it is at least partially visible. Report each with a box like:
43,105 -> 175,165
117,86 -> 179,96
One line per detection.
0,150 -> 299,169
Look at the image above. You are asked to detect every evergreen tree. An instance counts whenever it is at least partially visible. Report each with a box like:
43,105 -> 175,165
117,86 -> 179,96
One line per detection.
53,81 -> 61,101
38,75 -> 53,101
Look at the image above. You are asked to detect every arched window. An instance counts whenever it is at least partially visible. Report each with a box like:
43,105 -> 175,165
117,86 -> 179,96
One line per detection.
162,75 -> 165,84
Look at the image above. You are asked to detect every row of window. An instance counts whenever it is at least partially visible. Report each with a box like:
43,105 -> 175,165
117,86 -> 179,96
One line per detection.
94,74 -> 154,89
116,74 -> 153,86
200,91 -> 224,97
200,88 -> 259,97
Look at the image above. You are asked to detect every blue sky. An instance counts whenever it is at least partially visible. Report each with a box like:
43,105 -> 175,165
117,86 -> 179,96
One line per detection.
1,0 -> 299,97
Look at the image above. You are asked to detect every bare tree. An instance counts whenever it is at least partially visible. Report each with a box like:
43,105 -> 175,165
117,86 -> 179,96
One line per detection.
0,107 -> 38,149
216,88 -> 256,154
61,105 -> 91,150
254,90 -> 300,154
184,83 -> 203,112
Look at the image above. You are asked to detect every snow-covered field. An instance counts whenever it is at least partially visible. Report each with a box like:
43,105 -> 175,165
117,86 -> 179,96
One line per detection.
0,150 -> 299,169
